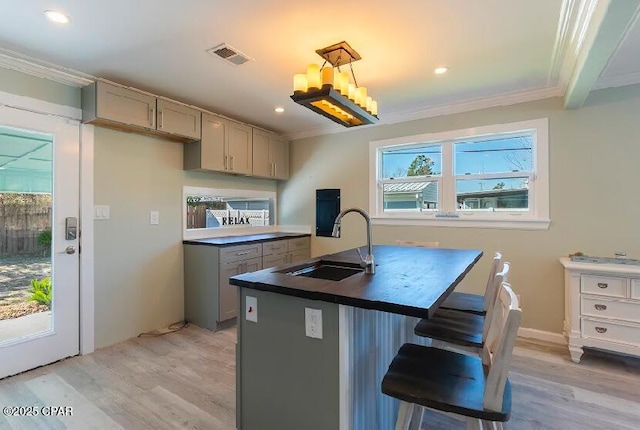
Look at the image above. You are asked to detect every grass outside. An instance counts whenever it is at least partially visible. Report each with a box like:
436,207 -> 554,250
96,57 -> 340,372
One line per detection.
0,254 -> 51,320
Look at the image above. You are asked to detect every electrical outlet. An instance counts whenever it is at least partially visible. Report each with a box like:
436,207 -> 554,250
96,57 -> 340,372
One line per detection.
246,296 -> 257,323
150,211 -> 160,225
305,308 -> 323,339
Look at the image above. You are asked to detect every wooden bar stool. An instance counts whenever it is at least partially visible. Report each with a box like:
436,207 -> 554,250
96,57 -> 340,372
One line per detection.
439,252 -> 503,315
413,263 -> 510,352
382,283 -> 522,430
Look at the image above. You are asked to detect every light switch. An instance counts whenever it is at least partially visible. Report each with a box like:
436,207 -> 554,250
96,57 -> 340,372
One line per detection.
305,308 -> 323,339
150,211 -> 160,225
246,296 -> 258,323
94,205 -> 110,220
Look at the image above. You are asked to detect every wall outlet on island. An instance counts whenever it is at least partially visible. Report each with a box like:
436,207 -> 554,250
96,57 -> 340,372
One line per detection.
305,308 -> 323,339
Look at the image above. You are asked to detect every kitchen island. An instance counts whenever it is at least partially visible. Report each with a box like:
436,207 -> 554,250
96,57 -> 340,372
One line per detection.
230,245 -> 482,430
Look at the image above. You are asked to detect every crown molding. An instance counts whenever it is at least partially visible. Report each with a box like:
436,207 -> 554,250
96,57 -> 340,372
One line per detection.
0,47 -> 94,87
284,85 -> 564,141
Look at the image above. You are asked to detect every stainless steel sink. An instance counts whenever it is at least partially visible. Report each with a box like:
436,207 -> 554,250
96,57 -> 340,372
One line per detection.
282,261 -> 363,281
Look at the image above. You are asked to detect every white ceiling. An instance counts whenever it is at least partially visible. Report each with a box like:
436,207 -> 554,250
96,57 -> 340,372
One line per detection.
0,0 -> 639,138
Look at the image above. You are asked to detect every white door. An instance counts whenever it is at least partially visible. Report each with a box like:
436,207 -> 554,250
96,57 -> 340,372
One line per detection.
0,105 -> 80,379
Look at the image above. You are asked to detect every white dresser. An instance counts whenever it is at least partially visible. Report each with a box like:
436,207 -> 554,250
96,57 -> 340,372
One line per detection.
560,257 -> 640,362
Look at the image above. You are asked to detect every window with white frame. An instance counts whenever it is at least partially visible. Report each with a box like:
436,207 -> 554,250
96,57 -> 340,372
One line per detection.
369,119 -> 549,229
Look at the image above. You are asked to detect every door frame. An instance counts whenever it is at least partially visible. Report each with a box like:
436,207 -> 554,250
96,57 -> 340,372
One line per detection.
0,88 -> 95,355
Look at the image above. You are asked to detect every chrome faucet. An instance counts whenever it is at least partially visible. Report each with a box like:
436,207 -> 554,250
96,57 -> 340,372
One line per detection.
331,207 -> 375,274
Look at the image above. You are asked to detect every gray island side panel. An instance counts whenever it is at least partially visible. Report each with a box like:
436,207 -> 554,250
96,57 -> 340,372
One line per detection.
238,288 -> 340,430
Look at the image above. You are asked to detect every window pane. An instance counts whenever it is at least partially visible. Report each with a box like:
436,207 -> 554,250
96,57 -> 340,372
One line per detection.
186,195 -> 273,229
456,178 -> 529,210
381,146 -> 442,179
383,181 -> 438,211
454,136 -> 532,175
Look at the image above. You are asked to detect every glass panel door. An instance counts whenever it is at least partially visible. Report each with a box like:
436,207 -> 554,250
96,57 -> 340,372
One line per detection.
0,106 -> 80,379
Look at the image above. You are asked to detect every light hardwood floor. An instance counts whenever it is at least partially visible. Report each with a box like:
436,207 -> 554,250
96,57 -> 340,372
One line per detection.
0,325 -> 638,429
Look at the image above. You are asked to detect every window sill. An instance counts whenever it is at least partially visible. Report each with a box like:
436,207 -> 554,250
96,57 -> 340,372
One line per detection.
371,215 -> 550,230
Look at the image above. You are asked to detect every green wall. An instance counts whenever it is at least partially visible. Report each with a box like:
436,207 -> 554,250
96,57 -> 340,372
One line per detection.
93,127 -> 277,348
279,86 -> 640,334
0,67 -> 80,108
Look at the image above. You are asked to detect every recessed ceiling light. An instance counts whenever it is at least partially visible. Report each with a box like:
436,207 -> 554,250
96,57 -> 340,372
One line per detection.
45,10 -> 70,24
274,107 -> 284,113
434,67 -> 449,75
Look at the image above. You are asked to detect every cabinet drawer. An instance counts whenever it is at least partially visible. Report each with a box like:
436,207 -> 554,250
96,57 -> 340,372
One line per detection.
581,318 -> 640,347
263,253 -> 289,268
220,244 -> 262,263
632,279 -> 640,300
288,237 -> 310,251
263,240 -> 288,257
581,296 -> 640,324
580,275 -> 626,298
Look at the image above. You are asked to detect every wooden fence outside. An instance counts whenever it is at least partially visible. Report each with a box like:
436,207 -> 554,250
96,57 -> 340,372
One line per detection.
186,206 -> 270,229
0,204 -> 51,256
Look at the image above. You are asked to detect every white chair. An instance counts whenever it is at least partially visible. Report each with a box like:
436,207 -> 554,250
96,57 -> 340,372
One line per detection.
413,262 -> 510,353
382,282 -> 522,430
439,252 -> 503,315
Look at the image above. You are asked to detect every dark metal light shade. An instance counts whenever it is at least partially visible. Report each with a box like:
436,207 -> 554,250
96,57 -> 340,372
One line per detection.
290,86 -> 379,128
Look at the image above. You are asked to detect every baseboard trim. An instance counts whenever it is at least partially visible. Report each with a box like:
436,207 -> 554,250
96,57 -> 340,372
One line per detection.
518,327 -> 567,345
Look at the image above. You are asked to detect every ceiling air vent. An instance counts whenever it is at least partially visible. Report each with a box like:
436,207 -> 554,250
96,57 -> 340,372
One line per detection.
206,43 -> 252,66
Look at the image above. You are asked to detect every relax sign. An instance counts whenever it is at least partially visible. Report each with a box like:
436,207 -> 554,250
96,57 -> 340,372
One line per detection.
221,216 -> 251,225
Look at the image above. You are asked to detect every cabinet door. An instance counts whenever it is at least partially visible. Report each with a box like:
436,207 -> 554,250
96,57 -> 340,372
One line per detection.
96,81 -> 156,128
263,253 -> 289,268
219,256 -> 263,322
219,263 -> 241,321
289,249 -> 310,263
228,121 -> 253,174
157,99 -> 201,139
271,137 -> 289,180
201,113 -> 228,172
252,128 -> 272,177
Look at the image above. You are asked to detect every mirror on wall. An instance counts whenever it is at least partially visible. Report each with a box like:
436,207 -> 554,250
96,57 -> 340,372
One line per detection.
184,187 -> 276,231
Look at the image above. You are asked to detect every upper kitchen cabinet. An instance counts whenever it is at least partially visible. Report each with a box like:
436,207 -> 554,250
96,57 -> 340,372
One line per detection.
252,129 -> 289,180
156,99 -> 201,140
184,113 -> 253,175
82,81 -> 201,142
228,121 -> 253,175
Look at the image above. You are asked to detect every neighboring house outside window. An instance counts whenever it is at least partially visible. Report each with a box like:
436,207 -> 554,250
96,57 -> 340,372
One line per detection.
369,118 -> 549,230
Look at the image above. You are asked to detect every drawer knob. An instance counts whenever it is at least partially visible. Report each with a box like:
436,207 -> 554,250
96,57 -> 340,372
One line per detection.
595,327 -> 607,334
597,283 -> 608,289
236,251 -> 251,256
594,304 -> 607,311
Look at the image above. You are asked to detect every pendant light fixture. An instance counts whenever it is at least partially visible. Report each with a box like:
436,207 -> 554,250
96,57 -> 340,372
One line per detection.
290,41 -> 379,127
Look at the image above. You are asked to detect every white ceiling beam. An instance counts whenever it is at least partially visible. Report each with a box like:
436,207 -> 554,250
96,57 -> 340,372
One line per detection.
564,0 -> 640,109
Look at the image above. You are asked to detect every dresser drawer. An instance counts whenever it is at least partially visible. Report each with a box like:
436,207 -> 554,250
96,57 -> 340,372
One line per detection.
288,237 -> 310,251
581,318 -> 640,347
581,296 -> 640,324
263,240 -> 288,257
632,279 -> 640,300
220,243 -> 262,263
581,275 -> 626,298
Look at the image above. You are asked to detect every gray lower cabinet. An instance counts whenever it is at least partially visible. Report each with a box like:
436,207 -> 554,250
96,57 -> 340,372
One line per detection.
185,236 -> 310,331
184,243 -> 262,331
262,237 -> 310,267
